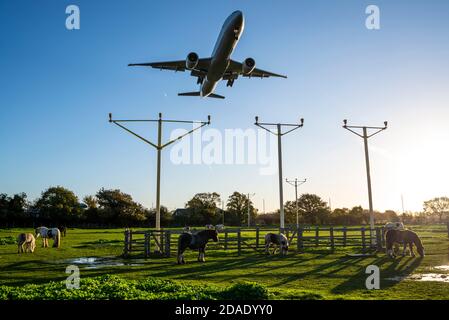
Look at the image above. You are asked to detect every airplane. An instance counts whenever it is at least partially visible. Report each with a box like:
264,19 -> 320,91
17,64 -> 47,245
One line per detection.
128,10 -> 287,99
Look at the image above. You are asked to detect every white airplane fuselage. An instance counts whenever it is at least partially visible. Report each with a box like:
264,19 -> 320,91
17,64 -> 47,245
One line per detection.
201,11 -> 244,97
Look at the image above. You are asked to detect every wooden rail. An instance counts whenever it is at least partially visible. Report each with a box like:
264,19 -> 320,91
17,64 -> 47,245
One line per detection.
123,225 -> 386,258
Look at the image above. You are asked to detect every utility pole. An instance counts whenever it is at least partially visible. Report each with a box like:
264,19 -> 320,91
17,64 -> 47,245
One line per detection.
255,116 -> 304,229
286,178 -> 307,228
247,193 -> 255,227
263,199 -> 265,215
342,119 -> 387,246
109,113 -> 210,245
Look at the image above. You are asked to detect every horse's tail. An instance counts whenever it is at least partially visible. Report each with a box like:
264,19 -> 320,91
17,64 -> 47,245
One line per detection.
53,229 -> 61,248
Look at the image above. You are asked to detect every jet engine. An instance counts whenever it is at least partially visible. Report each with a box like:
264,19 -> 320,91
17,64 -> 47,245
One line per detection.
186,52 -> 199,70
242,58 -> 256,75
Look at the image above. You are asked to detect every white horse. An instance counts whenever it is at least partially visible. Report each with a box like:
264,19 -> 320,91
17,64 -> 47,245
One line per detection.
265,233 -> 289,255
35,227 -> 61,248
17,233 -> 36,253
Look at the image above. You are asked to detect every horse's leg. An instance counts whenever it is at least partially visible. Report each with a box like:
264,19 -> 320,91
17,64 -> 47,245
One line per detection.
402,243 -> 407,256
409,243 -> 415,257
265,242 -> 270,254
177,247 -> 185,264
200,247 -> 205,262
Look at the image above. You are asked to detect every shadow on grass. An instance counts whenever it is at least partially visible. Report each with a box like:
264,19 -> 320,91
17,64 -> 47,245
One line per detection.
330,255 -> 423,294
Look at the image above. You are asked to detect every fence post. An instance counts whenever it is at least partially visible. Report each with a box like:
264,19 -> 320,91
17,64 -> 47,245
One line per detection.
315,227 -> 319,247
330,227 -> 335,251
297,227 -> 303,252
129,230 -> 133,253
124,229 -> 130,256
256,227 -> 260,249
160,230 -> 164,255
343,227 -> 347,247
375,227 -> 382,251
224,230 -> 228,250
361,227 -> 366,251
237,229 -> 241,256
165,231 -> 171,258
144,232 -> 149,258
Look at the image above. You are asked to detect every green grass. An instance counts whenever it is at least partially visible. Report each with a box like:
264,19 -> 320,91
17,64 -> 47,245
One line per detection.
1,225 -> 448,300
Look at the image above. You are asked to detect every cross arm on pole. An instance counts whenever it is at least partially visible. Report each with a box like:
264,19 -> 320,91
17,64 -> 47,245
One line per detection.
161,116 -> 211,149
109,113 -> 158,149
254,116 -> 304,136
342,119 -> 388,138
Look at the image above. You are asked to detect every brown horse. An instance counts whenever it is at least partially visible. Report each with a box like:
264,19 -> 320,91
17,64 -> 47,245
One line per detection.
385,229 -> 424,258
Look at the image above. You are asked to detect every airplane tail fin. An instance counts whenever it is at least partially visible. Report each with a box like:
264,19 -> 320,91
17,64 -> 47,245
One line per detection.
178,92 -> 225,99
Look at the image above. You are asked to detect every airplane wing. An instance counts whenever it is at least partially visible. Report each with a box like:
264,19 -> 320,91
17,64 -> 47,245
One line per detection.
129,58 -> 212,75
227,60 -> 287,78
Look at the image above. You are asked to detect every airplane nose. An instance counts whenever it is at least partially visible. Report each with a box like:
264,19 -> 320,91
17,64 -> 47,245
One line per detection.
233,10 -> 244,25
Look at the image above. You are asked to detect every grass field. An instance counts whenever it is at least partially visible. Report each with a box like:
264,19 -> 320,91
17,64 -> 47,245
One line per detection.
1,225 -> 448,300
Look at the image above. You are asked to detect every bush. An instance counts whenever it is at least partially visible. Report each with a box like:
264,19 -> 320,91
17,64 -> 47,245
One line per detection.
0,236 -> 16,245
0,275 -> 270,300
220,282 -> 270,300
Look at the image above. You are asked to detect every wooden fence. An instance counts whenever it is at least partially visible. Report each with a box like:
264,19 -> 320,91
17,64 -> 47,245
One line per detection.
123,226 -> 386,258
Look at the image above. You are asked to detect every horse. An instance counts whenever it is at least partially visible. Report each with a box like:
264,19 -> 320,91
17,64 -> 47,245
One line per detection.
385,229 -> 425,258
58,226 -> 67,237
35,226 -> 61,248
177,229 -> 219,264
265,233 -> 289,255
384,221 -> 405,255
17,233 -> 36,253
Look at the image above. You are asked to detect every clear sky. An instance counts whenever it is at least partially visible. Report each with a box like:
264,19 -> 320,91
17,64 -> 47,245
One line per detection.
1,0 -> 449,213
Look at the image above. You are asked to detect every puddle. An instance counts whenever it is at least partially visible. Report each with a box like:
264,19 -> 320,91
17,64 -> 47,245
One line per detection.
63,257 -> 144,269
386,273 -> 449,283
434,265 -> 449,271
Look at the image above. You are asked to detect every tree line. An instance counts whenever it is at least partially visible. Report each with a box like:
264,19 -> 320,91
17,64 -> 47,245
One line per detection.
1,186 -> 448,228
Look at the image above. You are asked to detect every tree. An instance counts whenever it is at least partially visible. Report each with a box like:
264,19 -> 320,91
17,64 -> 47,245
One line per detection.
186,192 -> 221,225
146,206 -> 172,227
226,192 -> 257,226
423,197 -> 449,223
96,188 -> 147,226
295,194 -> 330,225
34,186 -> 81,225
0,193 -> 29,227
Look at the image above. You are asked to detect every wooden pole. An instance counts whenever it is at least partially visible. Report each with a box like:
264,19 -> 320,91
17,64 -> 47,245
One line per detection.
297,227 -> 303,252
315,227 -> 319,247
361,227 -> 366,251
375,227 -> 382,251
237,230 -> 241,256
343,227 -> 347,247
124,229 -> 130,256
330,227 -> 335,251
256,227 -> 260,249
165,231 -> 171,257
144,232 -> 149,258
224,230 -> 228,250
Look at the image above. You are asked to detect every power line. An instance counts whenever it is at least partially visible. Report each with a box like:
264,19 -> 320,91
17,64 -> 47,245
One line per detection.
255,116 -> 304,229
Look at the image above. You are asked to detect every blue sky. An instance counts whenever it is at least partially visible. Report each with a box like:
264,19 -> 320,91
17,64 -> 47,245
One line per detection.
1,0 -> 449,213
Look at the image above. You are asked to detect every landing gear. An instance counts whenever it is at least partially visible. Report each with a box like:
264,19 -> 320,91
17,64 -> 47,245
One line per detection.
234,29 -> 239,40
197,77 -> 204,85
226,79 -> 235,87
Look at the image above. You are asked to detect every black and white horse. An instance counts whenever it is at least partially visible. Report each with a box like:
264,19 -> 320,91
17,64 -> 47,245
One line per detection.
265,233 -> 289,255
177,229 -> 219,264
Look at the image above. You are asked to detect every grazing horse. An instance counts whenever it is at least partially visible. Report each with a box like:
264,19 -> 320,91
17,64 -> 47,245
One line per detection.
58,226 -> 67,237
35,226 -> 61,248
17,233 -> 36,253
265,233 -> 289,255
386,229 -> 424,258
384,222 -> 405,255
177,229 -> 219,264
